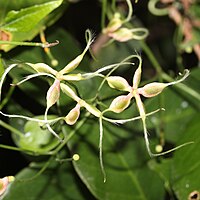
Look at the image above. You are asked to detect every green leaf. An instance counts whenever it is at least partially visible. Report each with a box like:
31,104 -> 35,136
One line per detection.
4,28 -> 83,107
171,114 -> 200,200
1,0 -> 63,32
148,159 -> 173,197
11,115 -> 61,154
145,88 -> 197,143
3,163 -> 95,200
0,1 -> 67,51
63,119 -> 165,200
0,0 -> 52,23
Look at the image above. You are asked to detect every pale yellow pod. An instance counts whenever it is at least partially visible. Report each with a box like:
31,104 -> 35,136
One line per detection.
107,76 -> 131,91
109,94 -> 132,113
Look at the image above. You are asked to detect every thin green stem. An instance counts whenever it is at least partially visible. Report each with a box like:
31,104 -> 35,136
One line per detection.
0,81 -> 15,110
101,0 -> 107,29
0,40 -> 59,48
0,119 -> 24,137
49,112 -> 90,155
162,73 -> 200,102
111,0 -> 116,11
148,0 -> 168,16
140,41 -> 162,76
99,117 -> 106,182
123,0 -> 133,23
18,156 -> 54,182
0,144 -> 24,152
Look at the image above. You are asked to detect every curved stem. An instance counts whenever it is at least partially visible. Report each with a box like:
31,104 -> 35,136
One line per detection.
148,0 -> 168,16
99,116 -> 106,182
0,64 -> 17,101
123,0 -> 133,23
102,108 -> 163,124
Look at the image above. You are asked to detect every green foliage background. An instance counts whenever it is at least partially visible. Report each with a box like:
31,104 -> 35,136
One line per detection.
0,0 -> 200,200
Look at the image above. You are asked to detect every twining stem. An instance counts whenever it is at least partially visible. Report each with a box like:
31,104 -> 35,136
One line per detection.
162,73 -> 200,102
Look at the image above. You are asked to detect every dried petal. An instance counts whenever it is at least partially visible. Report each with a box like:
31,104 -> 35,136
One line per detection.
109,94 -> 132,113
46,79 -> 60,108
107,76 -> 131,91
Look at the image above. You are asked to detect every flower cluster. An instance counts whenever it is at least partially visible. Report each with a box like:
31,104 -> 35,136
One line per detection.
0,30 -> 190,182
102,0 -> 148,42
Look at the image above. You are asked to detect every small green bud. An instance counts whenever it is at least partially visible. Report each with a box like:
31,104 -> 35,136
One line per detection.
46,79 -> 60,108
138,82 -> 167,98
109,94 -> 132,113
108,28 -> 133,42
27,63 -> 57,75
103,13 -> 123,34
107,76 -> 131,91
65,104 -> 80,125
